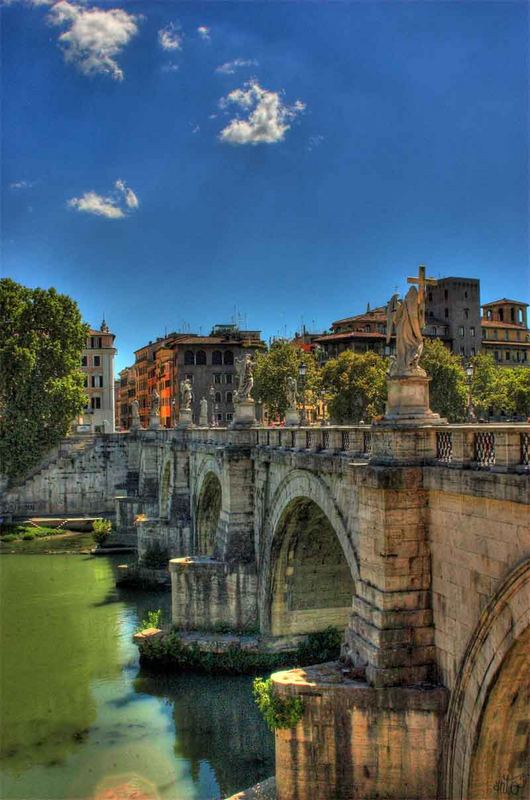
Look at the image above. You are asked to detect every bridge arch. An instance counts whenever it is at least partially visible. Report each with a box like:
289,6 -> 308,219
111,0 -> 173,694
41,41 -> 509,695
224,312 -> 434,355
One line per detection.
193,455 -> 223,556
443,558 -> 530,800
260,469 -> 358,637
159,454 -> 174,520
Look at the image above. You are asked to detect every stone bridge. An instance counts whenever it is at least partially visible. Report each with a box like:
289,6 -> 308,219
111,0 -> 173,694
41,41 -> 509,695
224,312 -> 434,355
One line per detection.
2,422 -> 529,799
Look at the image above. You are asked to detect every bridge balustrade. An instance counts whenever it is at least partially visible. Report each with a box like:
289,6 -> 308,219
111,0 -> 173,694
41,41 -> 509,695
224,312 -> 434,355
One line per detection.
433,425 -> 530,472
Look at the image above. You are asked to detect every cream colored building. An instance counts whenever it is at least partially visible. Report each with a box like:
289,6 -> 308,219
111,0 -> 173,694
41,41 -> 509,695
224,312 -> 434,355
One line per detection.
79,320 -> 117,432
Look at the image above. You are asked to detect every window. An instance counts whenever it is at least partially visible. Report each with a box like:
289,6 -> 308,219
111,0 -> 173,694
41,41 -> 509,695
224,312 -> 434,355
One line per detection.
470,327 -> 475,337
506,351 -> 510,361
214,373 -> 222,384
428,292 -> 433,302
225,373 -> 232,384
165,379 -> 171,388
83,376 -> 88,387
196,350 -> 206,365
93,355 -> 101,367
81,355 -> 88,367
464,308 -> 469,319
223,350 -> 234,365
458,326 -> 464,337
464,291 -> 468,299
499,309 -> 504,321
91,397 -> 101,409
91,375 -> 103,388
516,331 -> 521,341
212,350 -> 222,365
216,413 -> 223,423
226,392 -> 233,404
90,336 -> 102,349
444,308 -> 449,318
518,309 -> 523,324
510,307 -> 515,322
444,289 -> 448,300
226,412 -> 233,422
505,331 -> 509,341
184,351 -> 195,365
215,391 -> 222,403
460,346 -> 465,355
470,347 -> 475,357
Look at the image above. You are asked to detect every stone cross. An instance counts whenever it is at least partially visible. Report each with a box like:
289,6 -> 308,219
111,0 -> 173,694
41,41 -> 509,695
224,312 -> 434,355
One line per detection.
407,264 -> 437,320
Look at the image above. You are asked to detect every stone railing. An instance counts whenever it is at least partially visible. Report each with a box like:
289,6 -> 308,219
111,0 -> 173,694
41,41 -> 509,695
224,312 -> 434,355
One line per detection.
152,423 -> 530,473
431,424 -> 530,473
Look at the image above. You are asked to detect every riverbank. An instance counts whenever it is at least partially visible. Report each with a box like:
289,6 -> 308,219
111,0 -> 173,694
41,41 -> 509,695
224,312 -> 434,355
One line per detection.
0,529 -> 95,554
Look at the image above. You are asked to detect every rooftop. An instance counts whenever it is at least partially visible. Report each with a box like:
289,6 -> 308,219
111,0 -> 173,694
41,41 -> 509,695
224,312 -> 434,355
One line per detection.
482,298 -> 529,307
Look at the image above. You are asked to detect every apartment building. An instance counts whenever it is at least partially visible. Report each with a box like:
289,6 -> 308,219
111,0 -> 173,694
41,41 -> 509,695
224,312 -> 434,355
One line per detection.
79,320 -> 116,432
481,299 -> 530,366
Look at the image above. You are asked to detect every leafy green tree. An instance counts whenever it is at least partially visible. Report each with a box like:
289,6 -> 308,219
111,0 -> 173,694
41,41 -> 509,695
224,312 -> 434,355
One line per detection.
0,279 -> 88,481
470,353 -> 511,417
419,338 -> 468,422
253,340 -> 320,420
321,351 -> 387,423
504,368 -> 530,418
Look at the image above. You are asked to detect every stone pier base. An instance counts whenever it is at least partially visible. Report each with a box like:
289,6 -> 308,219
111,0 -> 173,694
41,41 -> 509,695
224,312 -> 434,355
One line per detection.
272,662 -> 448,800
170,556 -> 258,631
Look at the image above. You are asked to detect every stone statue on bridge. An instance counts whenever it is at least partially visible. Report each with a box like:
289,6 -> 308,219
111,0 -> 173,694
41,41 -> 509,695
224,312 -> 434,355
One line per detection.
180,378 -> 193,411
379,265 -> 446,427
285,376 -> 301,426
130,399 -> 141,431
149,390 -> 161,430
234,354 -> 254,402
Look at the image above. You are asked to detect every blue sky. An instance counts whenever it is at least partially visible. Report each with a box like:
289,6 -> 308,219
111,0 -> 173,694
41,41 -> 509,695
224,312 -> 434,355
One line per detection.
2,0 -> 528,371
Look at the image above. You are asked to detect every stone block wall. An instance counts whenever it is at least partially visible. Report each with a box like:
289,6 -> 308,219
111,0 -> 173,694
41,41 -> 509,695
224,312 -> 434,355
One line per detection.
426,467 -> 530,690
0,434 -> 128,516
170,557 -> 258,631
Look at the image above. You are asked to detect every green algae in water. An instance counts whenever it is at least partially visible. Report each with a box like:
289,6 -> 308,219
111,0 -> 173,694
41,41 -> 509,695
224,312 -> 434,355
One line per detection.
0,555 -> 274,800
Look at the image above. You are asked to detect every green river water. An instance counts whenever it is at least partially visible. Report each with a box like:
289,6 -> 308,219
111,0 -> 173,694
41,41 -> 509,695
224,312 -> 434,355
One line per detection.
0,555 -> 274,800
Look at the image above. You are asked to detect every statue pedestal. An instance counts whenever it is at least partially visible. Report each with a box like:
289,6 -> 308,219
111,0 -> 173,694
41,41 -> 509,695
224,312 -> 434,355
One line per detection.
149,414 -> 161,430
199,412 -> 208,427
130,421 -> 141,432
285,408 -> 301,427
177,408 -> 193,429
378,375 -> 446,427
231,399 -> 257,429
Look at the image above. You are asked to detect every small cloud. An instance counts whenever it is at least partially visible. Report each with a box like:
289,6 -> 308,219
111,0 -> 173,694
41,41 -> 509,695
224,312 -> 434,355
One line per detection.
219,80 -> 305,145
191,124 -> 200,134
197,25 -> 210,41
10,180 -> 34,190
68,179 -> 139,219
306,134 -> 324,152
158,22 -> 182,51
161,62 -> 179,73
47,1 -> 139,81
215,58 -> 258,76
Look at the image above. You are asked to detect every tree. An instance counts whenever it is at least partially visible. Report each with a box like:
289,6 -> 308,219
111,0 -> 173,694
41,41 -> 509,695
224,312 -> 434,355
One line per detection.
470,353 -> 530,418
419,339 -> 468,422
253,341 -> 320,421
0,279 -> 88,481
321,351 -> 387,423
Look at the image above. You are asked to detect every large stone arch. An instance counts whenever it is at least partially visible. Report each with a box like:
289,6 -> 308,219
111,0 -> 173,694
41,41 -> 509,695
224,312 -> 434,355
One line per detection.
260,469 -> 359,637
443,558 -> 530,800
193,455 -> 223,556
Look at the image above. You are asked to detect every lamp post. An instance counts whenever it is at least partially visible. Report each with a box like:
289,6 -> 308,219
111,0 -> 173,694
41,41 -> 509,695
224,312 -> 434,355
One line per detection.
465,364 -> 477,423
299,361 -> 307,426
171,397 -> 177,428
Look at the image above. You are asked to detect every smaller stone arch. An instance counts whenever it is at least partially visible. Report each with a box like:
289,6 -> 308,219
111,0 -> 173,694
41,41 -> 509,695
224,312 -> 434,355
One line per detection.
195,472 -> 222,555
159,456 -> 174,520
259,469 -> 359,638
443,558 -> 530,800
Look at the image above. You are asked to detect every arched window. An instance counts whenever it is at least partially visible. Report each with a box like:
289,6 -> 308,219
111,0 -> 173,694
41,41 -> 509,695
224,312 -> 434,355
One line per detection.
215,391 -> 221,403
499,308 -> 504,321
196,350 -> 206,365
212,350 -> 223,365
223,350 -> 234,365
517,308 -> 523,324
184,350 -> 195,366
226,392 -> 233,404
510,307 -> 515,322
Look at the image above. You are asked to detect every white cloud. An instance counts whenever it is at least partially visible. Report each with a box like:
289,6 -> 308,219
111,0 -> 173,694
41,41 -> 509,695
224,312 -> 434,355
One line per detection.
215,58 -> 257,76
68,179 -> 139,219
219,80 -> 305,145
10,180 -> 34,190
158,22 -> 182,51
306,134 -> 325,152
48,1 -> 139,81
197,25 -> 210,41
161,62 -> 179,73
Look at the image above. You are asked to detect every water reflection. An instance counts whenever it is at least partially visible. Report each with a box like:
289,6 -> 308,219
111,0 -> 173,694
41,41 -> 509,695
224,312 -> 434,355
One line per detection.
0,555 -> 274,800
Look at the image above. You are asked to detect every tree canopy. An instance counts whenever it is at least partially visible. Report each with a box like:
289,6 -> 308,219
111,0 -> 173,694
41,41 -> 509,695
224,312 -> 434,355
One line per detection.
0,279 -> 88,481
321,351 -> 387,423
419,338 -> 468,422
471,353 -> 530,418
253,340 -> 320,420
